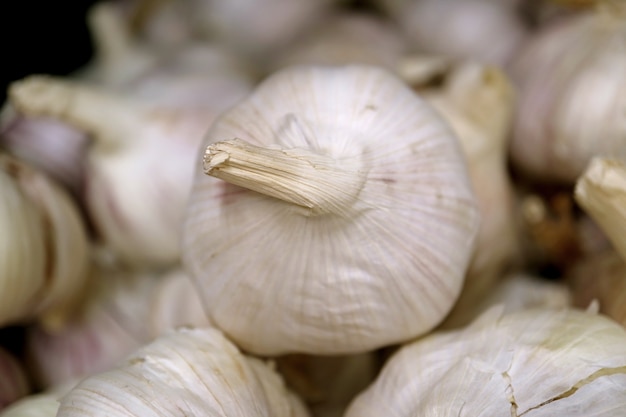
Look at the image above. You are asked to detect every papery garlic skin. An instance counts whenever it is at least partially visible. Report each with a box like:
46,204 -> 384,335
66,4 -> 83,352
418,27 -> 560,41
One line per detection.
394,0 -> 527,67
57,327 -> 309,417
0,154 -> 89,329
183,64 -> 480,355
27,265 -> 208,388
345,307 -> 626,417
510,7 -> 626,182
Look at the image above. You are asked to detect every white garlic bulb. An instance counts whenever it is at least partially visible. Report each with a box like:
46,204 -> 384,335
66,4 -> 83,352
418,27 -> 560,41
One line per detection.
509,4 -> 626,182
57,327 -> 309,417
7,72 -> 250,268
345,306 -> 626,416
0,153 -> 90,329
182,64 -> 480,355
393,0 -> 528,67
27,265 -> 208,388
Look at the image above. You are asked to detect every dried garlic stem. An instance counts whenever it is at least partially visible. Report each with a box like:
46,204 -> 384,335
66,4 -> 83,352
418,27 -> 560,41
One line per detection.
204,138 -> 367,216
8,76 -> 141,148
575,157 -> 626,262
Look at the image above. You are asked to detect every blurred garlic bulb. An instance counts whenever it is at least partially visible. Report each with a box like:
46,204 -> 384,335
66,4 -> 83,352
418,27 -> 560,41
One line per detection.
7,73 -> 250,268
392,0 -> 528,67
0,109 -> 87,196
27,265 -> 207,388
272,12 -> 408,72
575,157 -> 626,261
509,3 -> 626,183
57,327 -> 309,417
0,347 -> 30,410
0,153 -> 89,329
345,306 -> 626,416
412,61 -> 521,325
188,0 -> 337,64
441,273 -> 572,328
182,64 -> 480,355
0,379 -> 78,417
567,250 -> 626,326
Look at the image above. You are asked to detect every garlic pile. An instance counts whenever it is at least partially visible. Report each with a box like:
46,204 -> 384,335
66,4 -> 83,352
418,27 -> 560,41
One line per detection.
2,0 -> 626,414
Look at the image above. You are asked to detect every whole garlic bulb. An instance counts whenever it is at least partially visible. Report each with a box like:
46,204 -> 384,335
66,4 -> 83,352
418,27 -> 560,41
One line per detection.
57,327 -> 309,417
509,3 -> 626,183
7,72 -> 250,268
393,0 -> 528,67
0,153 -> 90,329
345,306 -> 626,416
182,64 -> 480,355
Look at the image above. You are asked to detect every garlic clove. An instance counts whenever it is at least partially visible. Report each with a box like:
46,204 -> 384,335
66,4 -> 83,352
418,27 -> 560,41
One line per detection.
574,157 -> 626,262
0,153 -> 90,329
27,263 -> 209,388
182,64 -> 480,355
345,307 -> 626,416
56,327 -> 310,417
509,6 -> 626,183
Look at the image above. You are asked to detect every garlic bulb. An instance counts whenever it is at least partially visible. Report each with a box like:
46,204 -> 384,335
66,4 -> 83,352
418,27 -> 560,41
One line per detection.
417,62 -> 521,324
0,379 -> 78,417
567,250 -> 626,326
57,327 -> 309,417
0,347 -> 30,410
575,157 -> 626,261
182,64 -> 480,355
272,12 -> 408,72
345,306 -> 626,416
27,265 -> 208,388
188,0 -> 337,64
0,153 -> 89,329
393,0 -> 528,67
7,73 -> 250,268
509,3 -> 626,183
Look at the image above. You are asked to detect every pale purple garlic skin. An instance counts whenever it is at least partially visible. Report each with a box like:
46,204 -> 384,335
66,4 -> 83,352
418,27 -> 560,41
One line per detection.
394,0 -> 528,68
26,266 -> 208,388
509,6 -> 626,183
7,71 -> 252,268
0,347 -> 30,410
0,111 -> 87,197
182,64 -> 480,355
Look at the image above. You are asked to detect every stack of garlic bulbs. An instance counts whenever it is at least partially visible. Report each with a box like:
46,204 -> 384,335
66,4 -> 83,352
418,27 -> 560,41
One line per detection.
1,0 -> 626,416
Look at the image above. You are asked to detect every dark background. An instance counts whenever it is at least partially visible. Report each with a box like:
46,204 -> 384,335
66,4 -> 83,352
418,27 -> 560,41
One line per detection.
0,2 -> 100,105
